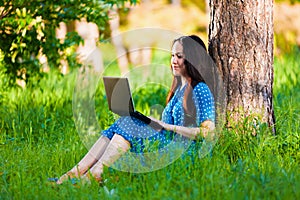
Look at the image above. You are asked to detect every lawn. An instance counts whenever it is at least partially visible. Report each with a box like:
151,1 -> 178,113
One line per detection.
0,48 -> 299,199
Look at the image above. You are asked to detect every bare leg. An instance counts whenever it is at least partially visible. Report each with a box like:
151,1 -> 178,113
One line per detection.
56,135 -> 110,184
82,134 -> 130,182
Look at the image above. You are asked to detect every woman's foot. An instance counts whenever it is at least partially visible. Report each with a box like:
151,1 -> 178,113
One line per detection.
81,164 -> 103,184
55,169 -> 79,184
56,173 -> 70,184
80,174 -> 102,184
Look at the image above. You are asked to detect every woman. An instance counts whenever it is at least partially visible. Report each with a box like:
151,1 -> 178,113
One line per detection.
55,35 -> 215,184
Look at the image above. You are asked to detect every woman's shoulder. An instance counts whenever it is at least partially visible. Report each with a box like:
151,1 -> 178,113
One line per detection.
193,82 -> 210,91
192,82 -> 215,109
193,82 -> 213,98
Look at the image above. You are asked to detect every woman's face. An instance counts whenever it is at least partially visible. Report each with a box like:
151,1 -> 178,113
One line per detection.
171,41 -> 186,77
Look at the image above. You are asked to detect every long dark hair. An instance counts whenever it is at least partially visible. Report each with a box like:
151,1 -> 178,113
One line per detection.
166,35 -> 207,126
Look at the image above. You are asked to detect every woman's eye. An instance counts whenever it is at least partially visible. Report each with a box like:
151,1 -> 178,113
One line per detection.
171,53 -> 183,58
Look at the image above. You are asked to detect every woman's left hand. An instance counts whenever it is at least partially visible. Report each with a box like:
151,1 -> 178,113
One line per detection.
148,116 -> 169,130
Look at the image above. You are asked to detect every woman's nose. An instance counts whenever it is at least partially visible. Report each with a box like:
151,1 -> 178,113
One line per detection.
172,57 -> 177,64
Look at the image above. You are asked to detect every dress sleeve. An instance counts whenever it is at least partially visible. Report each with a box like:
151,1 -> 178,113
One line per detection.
193,82 -> 215,126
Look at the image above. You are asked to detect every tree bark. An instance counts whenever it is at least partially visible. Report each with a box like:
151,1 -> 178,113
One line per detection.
171,0 -> 181,6
109,8 -> 129,75
208,0 -> 275,133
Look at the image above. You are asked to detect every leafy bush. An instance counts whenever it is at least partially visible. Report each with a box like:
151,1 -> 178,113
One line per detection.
0,0 -> 136,83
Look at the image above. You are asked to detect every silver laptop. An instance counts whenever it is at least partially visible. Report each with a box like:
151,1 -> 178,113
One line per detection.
103,76 -> 163,130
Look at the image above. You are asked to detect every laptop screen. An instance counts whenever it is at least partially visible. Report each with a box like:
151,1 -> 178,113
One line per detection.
103,77 -> 135,116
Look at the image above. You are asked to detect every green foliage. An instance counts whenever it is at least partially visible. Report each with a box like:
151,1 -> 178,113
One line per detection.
274,47 -> 300,93
0,48 -> 299,199
0,0 -> 137,83
182,0 -> 207,12
275,0 -> 300,4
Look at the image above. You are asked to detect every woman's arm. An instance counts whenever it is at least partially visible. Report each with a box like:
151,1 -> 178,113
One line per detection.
149,117 -> 215,140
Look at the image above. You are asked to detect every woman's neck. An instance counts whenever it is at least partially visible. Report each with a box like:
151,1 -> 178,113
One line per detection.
180,76 -> 188,89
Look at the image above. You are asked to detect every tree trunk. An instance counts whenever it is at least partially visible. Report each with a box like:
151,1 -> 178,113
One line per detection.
205,0 -> 210,32
171,0 -> 181,6
109,8 -> 129,75
208,0 -> 275,133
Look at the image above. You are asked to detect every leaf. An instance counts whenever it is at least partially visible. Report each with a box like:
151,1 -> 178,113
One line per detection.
16,8 -> 21,17
11,51 -> 18,63
9,43 -> 18,51
22,7 -> 27,18
35,16 -> 42,23
21,28 -> 27,37
20,43 -> 26,48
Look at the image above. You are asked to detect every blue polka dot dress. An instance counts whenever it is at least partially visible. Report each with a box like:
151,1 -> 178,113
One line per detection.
101,82 -> 215,153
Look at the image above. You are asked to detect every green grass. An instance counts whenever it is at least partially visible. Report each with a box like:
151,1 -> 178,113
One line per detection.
0,48 -> 300,199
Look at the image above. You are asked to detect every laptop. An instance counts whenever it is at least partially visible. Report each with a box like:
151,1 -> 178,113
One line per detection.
103,76 -> 163,130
